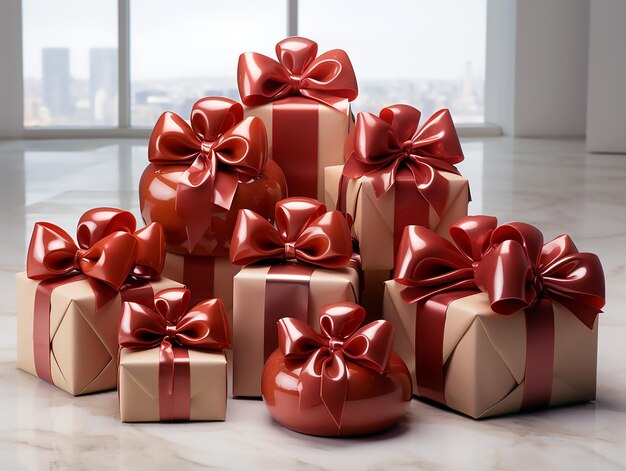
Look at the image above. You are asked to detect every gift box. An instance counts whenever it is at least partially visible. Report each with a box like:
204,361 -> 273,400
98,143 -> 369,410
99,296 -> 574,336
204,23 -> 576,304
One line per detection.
140,96 -> 287,257
262,302 -> 412,437
325,105 -> 469,272
238,37 -> 358,201
16,208 -> 182,395
383,218 -> 606,418
162,251 -> 240,324
229,198 -> 360,397
118,289 -> 231,422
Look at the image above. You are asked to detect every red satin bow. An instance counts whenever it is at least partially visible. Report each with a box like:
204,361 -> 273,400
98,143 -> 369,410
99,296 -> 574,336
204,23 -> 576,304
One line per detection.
343,105 -> 464,217
119,288 -> 231,351
229,197 -> 352,268
148,97 -> 268,251
475,222 -> 606,329
395,216 -> 498,303
26,208 -> 165,308
237,36 -> 358,109
278,302 -> 394,428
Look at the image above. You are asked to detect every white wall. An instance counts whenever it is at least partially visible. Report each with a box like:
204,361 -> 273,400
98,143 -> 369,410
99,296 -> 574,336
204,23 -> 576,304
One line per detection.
0,0 -> 23,139
586,0 -> 626,153
486,0 -> 590,137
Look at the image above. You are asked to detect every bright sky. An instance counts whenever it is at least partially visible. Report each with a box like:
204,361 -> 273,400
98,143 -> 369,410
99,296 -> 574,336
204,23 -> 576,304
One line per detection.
23,0 -> 486,81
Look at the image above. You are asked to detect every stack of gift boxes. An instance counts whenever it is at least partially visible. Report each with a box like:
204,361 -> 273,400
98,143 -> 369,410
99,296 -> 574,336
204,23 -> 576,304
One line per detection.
15,37 -> 606,436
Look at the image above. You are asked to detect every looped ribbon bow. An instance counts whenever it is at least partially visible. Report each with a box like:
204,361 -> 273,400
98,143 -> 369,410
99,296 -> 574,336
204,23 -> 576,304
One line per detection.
26,207 -> 165,308
148,96 -> 268,251
475,222 -> 606,329
395,216 -> 498,303
342,104 -> 464,217
119,288 -> 231,421
237,36 -> 358,109
229,197 -> 352,268
278,302 -> 394,428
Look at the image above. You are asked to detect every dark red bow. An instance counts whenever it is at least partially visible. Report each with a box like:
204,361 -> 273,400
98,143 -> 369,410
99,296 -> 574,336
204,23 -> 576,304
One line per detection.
342,105 -> 463,217
229,197 -> 352,268
119,288 -> 231,421
278,302 -> 394,427
395,216 -> 498,303
26,207 -> 165,308
475,222 -> 605,329
148,97 -> 268,251
237,36 -> 358,109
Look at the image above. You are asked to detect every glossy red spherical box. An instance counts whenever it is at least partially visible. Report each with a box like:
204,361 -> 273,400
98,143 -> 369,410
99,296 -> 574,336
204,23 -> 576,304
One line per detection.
139,159 -> 287,257
262,349 -> 412,437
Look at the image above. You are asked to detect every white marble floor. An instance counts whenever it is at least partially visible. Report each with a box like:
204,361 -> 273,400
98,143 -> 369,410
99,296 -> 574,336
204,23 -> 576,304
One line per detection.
0,137 -> 624,470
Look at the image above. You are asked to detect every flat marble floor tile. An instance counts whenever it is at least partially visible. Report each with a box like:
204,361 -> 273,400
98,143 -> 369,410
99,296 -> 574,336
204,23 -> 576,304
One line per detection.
0,137 -> 625,470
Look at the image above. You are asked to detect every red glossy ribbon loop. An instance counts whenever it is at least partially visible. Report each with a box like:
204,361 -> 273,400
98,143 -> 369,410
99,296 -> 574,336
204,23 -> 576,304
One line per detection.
342,105 -> 464,218
148,97 -> 269,251
237,36 -> 358,109
119,288 -> 232,421
26,208 -> 165,308
277,302 -> 394,428
229,197 -> 352,268
475,222 -> 606,329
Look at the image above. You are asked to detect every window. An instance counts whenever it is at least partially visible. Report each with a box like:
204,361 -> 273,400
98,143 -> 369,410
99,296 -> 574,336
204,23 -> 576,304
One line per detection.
298,0 -> 487,123
22,0 -> 118,127
130,0 -> 287,127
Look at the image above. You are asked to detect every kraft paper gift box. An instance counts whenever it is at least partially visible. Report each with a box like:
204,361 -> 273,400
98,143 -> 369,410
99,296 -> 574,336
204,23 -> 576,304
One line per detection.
162,251 -> 240,325
17,208 -> 182,396
229,197 -> 359,397
324,105 -> 469,272
383,220 -> 606,419
238,36 -> 358,201
118,289 -> 230,422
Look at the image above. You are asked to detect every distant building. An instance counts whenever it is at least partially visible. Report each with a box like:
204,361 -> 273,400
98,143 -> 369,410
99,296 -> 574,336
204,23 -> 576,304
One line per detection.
90,48 -> 117,124
42,48 -> 71,117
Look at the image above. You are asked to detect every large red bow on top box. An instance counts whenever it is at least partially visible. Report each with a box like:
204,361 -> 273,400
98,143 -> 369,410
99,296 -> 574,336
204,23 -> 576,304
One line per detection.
119,288 -> 231,422
238,37 -> 358,201
229,197 -> 361,398
382,216 -> 606,419
325,104 -> 470,272
262,302 -> 412,437
16,208 -> 182,396
140,96 -> 287,257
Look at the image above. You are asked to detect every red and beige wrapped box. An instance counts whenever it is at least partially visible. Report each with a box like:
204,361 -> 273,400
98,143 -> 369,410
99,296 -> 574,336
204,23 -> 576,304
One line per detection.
118,289 -> 230,422
238,36 -> 358,201
140,96 -> 287,257
383,218 -> 606,419
229,198 -> 359,397
325,105 -> 469,272
162,251 -> 240,323
16,208 -> 181,396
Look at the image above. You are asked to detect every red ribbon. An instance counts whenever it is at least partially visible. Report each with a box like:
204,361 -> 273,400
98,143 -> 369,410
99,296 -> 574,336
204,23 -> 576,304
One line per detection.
148,97 -> 268,251
278,302 -> 394,428
395,217 -> 606,411
340,105 -> 465,264
119,288 -> 231,421
237,37 -> 358,110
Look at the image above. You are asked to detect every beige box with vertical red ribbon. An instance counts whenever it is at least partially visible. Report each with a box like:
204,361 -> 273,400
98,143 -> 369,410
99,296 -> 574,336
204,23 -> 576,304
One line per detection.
383,280 -> 598,419
118,347 -> 227,422
16,273 -> 182,396
232,264 -> 360,398
325,165 -> 469,271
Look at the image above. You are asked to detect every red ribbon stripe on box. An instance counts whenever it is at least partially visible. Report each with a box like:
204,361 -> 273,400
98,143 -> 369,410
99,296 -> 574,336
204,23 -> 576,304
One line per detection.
119,288 -> 231,421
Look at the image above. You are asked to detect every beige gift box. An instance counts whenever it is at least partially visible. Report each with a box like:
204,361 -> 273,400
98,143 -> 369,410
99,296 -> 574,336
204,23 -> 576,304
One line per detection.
162,252 -> 240,328
118,347 -> 227,422
245,99 -> 353,201
383,280 -> 598,419
325,165 -> 469,271
16,273 -> 182,396
232,264 -> 360,398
